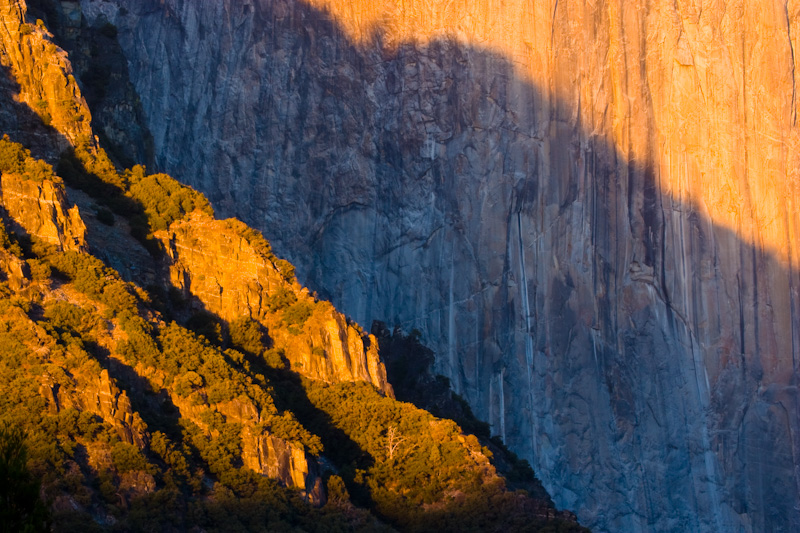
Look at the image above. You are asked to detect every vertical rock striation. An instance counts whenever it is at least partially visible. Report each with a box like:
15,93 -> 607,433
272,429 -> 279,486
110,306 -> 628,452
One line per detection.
82,0 -> 800,531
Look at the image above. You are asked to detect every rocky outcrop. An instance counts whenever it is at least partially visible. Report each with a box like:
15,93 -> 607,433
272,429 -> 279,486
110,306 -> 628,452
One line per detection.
24,0 -> 155,167
157,212 -> 392,394
241,428 -> 324,503
89,1 -> 800,531
0,246 -> 28,287
0,0 -> 93,158
77,369 -> 147,448
33,331 -> 148,447
169,390 -> 324,503
275,300 -> 388,391
0,171 -> 85,251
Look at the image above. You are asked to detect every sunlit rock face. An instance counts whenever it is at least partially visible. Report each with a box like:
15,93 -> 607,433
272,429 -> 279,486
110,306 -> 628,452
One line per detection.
0,0 -> 93,158
81,0 -> 800,531
156,212 -> 392,394
0,171 -> 86,252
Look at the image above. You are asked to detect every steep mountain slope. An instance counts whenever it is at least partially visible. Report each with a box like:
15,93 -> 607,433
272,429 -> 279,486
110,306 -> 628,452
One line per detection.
71,0 -> 800,531
0,1 -> 584,531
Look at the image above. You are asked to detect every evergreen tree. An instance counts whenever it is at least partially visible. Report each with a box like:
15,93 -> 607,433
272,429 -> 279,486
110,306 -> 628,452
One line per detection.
0,424 -> 49,533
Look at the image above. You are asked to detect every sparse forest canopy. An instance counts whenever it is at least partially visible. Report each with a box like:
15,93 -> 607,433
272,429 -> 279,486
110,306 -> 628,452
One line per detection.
0,140 -> 584,531
0,7 -> 584,526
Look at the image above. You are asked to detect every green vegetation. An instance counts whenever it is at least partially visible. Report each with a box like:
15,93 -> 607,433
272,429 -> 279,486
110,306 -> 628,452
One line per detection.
253,370 -> 584,533
282,300 -> 314,334
266,285 -> 298,313
0,239 -> 334,531
375,322 -> 553,499
223,220 -> 271,255
229,316 -> 269,357
127,170 -> 213,232
0,218 -> 24,258
0,136 -> 59,183
274,258 -> 296,283
0,424 -> 49,532
0,182 -> 583,533
56,139 -> 213,253
0,71 -> 583,530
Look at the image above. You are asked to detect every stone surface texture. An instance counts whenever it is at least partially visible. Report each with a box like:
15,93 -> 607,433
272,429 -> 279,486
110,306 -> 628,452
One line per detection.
0,0 -> 93,158
169,388 -> 324,503
241,427 -> 324,503
0,171 -> 86,251
0,1 -> 349,501
80,0 -> 800,531
157,212 -> 392,394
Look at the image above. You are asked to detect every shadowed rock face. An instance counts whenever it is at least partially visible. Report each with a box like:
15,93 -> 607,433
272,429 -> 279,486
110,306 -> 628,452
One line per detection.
80,0 -> 800,531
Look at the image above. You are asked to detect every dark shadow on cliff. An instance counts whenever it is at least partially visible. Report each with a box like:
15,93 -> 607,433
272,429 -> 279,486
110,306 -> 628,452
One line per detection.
0,47 -> 158,272
372,320 -> 554,501
4,0 -> 798,529
174,306 -> 378,508
96,2 -> 800,531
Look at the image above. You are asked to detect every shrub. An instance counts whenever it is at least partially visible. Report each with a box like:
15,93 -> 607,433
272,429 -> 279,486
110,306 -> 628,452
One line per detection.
111,442 -> 154,475
263,348 -> 286,370
27,259 -> 51,281
0,423 -> 49,532
325,475 -> 349,504
274,259 -> 295,283
265,286 -> 296,313
282,301 -> 313,331
229,316 -> 268,357
186,310 -> 225,346
128,173 -> 213,232
0,137 -> 56,182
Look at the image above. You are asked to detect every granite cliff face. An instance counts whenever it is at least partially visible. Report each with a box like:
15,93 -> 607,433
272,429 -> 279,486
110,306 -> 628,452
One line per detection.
78,0 -> 800,531
157,212 -> 391,393
0,171 -> 86,251
0,0 -> 92,157
0,0 -> 359,505
0,2 -> 586,529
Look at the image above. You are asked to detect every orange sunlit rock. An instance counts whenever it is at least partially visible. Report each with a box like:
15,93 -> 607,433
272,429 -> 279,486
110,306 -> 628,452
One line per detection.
308,0 -> 799,262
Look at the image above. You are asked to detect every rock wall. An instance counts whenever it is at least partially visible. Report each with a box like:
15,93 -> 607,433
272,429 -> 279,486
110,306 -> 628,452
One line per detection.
81,0 -> 800,531
241,428 -> 324,503
0,0 -> 93,158
157,212 -> 392,394
169,390 -> 324,503
75,369 -> 147,448
0,171 -> 86,251
32,324 -> 149,449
